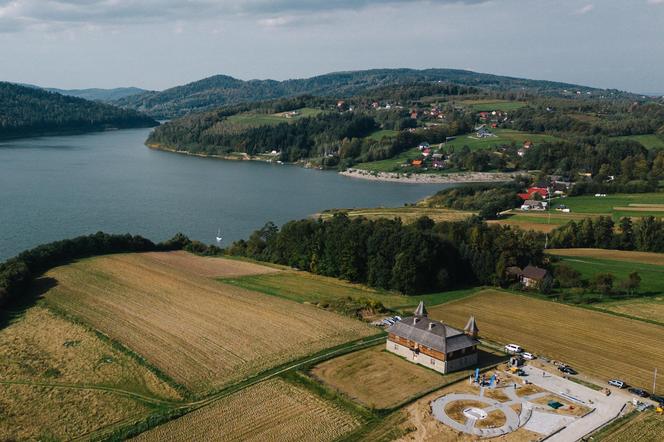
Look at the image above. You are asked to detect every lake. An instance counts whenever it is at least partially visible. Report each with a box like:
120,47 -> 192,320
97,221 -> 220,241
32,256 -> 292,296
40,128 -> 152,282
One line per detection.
0,128 -> 448,261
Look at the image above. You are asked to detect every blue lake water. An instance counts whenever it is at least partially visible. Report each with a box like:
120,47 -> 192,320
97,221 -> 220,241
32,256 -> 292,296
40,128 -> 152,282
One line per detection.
0,128 -> 448,260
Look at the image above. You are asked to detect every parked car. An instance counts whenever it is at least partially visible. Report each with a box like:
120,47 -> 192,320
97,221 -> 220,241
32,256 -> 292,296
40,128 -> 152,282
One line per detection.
608,379 -> 626,389
504,344 -> 523,354
558,365 -> 578,375
628,387 -> 650,398
522,352 -> 536,360
650,394 -> 664,405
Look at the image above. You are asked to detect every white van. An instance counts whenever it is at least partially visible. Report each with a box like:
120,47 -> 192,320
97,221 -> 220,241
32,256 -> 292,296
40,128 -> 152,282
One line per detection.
504,344 -> 523,354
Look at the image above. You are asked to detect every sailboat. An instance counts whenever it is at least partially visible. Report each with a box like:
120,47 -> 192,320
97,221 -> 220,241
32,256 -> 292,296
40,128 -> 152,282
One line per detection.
216,228 -> 223,243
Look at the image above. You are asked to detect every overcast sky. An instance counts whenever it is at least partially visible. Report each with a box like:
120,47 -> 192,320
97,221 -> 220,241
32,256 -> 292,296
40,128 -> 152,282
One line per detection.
1,0 -> 662,93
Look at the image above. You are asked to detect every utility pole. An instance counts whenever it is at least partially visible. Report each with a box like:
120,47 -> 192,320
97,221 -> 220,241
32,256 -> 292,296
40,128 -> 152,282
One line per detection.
654,368 -> 658,394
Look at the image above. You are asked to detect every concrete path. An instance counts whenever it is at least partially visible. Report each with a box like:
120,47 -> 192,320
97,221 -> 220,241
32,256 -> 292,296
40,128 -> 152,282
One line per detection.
520,365 -> 627,442
431,393 -> 521,438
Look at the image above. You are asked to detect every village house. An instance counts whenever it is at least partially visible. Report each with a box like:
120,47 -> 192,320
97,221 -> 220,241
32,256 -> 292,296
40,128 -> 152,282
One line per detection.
506,265 -> 551,289
518,186 -> 549,200
520,199 -> 546,211
386,302 -> 479,374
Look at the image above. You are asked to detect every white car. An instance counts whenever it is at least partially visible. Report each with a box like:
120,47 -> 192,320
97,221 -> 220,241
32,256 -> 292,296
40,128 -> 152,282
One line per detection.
522,352 -> 536,360
504,344 -> 523,354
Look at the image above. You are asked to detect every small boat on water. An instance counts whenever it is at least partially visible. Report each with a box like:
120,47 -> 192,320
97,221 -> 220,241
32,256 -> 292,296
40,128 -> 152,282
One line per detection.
216,228 -> 223,243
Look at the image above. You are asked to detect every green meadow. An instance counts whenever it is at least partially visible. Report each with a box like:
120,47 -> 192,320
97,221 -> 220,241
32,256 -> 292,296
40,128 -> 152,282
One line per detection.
614,134 -> 664,150
457,99 -> 528,112
221,271 -> 480,312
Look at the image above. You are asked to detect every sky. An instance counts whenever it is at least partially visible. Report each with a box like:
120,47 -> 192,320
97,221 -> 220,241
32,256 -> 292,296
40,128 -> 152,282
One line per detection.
0,0 -> 663,94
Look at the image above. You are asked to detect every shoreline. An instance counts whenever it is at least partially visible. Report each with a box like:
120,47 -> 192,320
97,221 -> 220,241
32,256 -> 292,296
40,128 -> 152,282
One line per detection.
147,144 -> 521,184
339,168 -> 519,184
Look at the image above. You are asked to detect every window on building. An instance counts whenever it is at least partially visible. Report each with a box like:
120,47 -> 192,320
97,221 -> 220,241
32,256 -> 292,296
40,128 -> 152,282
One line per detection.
431,358 -> 435,365
394,344 -> 398,350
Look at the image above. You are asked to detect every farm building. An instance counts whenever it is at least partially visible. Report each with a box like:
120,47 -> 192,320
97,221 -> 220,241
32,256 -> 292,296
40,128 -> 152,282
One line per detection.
520,200 -> 546,211
506,265 -> 551,289
386,302 -> 479,374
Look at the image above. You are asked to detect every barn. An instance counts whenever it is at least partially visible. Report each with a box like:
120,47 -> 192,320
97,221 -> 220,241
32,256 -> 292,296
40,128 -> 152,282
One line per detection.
386,302 -> 479,374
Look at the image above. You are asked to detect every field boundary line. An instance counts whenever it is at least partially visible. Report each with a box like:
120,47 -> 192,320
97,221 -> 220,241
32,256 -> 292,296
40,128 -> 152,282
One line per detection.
83,334 -> 387,441
0,379 -> 180,406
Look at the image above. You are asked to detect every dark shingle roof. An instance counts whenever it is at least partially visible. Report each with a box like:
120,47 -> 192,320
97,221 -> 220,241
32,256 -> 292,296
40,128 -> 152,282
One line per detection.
522,265 -> 548,281
387,316 -> 478,354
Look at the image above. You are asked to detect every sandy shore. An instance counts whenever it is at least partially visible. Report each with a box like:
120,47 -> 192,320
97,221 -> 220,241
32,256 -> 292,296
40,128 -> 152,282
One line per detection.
339,168 -> 519,184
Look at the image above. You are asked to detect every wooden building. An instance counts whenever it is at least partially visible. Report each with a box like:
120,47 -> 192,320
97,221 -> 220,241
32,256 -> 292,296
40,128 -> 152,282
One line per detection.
386,302 -> 479,374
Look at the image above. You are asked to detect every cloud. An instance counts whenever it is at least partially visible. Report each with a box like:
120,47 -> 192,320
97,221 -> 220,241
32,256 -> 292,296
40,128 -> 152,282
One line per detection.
0,0 -> 490,32
647,0 -> 664,4
574,3 -> 595,15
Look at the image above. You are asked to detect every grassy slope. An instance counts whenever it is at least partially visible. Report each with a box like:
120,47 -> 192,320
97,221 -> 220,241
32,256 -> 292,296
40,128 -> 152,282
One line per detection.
561,193 -> 664,219
614,134 -> 664,150
457,99 -> 528,112
365,129 -> 399,141
547,249 -> 664,324
221,271 -> 480,311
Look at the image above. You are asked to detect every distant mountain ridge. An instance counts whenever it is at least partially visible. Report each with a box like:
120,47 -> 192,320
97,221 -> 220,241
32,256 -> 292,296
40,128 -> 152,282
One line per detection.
0,82 -> 158,139
115,68 -> 622,119
45,86 -> 149,102
16,83 -> 148,102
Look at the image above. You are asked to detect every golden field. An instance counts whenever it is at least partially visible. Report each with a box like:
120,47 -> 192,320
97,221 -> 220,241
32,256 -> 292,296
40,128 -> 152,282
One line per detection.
141,251 -> 280,277
0,383 -> 149,441
0,307 -> 179,400
311,345 -> 452,409
596,411 -> 664,442
429,290 -> 664,394
42,253 -> 375,393
132,378 -> 363,442
547,248 -> 664,266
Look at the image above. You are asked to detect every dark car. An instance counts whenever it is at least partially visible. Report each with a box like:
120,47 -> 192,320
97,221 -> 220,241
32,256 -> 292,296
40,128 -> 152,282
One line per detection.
558,365 -> 578,375
628,387 -> 650,398
650,394 -> 664,404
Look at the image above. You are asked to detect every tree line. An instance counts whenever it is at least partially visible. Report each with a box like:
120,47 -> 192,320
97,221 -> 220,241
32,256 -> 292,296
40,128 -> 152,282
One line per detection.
550,215 -> 664,252
227,215 -> 544,295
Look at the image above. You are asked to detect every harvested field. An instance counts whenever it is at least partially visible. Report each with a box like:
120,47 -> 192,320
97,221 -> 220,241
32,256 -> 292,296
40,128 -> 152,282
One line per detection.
595,410 -> 664,441
429,289 -> 664,394
0,306 -> 178,400
319,207 -> 475,224
489,219 -> 558,233
132,378 -> 362,442
141,251 -> 279,277
600,298 -> 664,324
547,248 -> 664,266
311,345 -> 453,409
0,383 -> 148,441
42,253 -> 375,393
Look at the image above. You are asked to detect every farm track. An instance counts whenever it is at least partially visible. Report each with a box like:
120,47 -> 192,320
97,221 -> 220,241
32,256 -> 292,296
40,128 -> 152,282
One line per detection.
68,334 -> 387,441
0,380 -> 179,407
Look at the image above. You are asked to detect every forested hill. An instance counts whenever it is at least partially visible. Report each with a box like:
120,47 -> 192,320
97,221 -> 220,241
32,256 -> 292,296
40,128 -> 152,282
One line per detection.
117,68 -> 618,118
0,82 -> 158,139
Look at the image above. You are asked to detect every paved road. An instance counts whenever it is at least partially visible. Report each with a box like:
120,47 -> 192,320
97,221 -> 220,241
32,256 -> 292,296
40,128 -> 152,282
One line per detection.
521,366 -> 627,442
